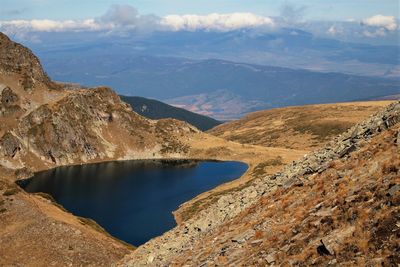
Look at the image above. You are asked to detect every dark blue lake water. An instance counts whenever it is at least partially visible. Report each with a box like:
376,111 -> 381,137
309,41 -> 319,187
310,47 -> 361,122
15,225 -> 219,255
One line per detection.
20,160 -> 247,246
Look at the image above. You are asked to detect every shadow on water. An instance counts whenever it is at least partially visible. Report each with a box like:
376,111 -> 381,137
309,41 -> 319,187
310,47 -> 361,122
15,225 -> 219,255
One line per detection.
18,159 -> 248,246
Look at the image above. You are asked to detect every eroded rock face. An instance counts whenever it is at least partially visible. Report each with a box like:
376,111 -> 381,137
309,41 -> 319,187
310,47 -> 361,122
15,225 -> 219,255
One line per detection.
1,86 -> 18,105
0,132 -> 21,158
0,86 -> 22,116
0,86 -> 197,168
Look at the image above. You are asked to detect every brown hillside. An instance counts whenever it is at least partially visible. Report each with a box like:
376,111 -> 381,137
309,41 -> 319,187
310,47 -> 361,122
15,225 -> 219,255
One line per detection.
169,122 -> 400,267
209,102 -> 394,150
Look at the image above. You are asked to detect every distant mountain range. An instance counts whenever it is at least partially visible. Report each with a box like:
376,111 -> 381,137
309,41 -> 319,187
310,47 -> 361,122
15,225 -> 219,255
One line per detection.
121,96 -> 221,131
28,28 -> 400,77
36,54 -> 399,119
8,28 -> 397,119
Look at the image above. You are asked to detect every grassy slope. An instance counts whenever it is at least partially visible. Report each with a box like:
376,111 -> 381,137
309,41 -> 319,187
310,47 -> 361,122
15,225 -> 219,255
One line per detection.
209,101 -> 394,150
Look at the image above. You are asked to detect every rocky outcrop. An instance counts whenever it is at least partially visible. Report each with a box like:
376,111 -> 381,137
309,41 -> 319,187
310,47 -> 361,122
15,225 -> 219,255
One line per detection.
1,86 -> 18,105
0,85 -> 22,116
119,101 -> 400,266
0,86 -> 198,170
0,132 -> 21,158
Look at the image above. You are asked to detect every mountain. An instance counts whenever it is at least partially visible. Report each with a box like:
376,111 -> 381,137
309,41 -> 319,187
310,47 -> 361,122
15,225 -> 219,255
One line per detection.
208,101 -> 395,150
30,54 -> 399,119
120,101 -> 400,266
0,32 -> 309,266
23,28 -> 400,77
120,95 -> 221,131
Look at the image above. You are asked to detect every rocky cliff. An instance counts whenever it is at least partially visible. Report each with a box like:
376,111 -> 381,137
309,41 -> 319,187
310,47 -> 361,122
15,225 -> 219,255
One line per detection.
119,101 -> 400,266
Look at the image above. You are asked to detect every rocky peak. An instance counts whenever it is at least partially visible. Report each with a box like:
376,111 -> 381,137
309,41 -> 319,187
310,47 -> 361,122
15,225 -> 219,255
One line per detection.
0,32 -> 53,89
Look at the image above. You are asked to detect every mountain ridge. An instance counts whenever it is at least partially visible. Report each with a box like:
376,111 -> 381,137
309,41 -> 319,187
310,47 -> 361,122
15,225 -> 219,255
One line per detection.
121,95 -> 221,131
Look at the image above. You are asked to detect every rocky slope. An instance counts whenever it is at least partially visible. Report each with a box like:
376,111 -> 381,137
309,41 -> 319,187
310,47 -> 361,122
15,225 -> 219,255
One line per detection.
209,102 -> 394,150
119,101 -> 400,266
0,32 -> 53,89
166,114 -> 400,266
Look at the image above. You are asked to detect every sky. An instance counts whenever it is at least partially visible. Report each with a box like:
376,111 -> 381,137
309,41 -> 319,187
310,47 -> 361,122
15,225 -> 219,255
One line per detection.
0,0 -> 398,44
1,0 -> 399,21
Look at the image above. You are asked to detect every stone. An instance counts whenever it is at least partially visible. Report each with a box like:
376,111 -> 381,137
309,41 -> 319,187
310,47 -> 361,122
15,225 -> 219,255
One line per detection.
250,239 -> 263,245
321,226 -> 355,255
248,190 -> 258,199
328,259 -> 337,265
265,253 -> 276,264
147,255 -> 154,264
388,184 -> 400,196
339,144 -> 356,158
231,230 -> 255,244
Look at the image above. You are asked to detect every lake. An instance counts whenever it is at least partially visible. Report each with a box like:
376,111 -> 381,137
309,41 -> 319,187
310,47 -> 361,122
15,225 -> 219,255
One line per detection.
19,160 -> 247,246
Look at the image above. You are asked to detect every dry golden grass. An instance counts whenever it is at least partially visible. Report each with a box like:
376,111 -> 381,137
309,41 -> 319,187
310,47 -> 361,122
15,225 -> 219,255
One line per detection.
209,101 -> 395,150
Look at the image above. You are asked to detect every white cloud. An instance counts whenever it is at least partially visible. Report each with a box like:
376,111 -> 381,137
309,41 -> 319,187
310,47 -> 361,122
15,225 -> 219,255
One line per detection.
161,13 -> 274,31
362,15 -> 397,31
0,19 -> 105,32
0,5 -> 159,34
0,11 -> 274,34
96,4 -> 160,32
362,28 -> 387,38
